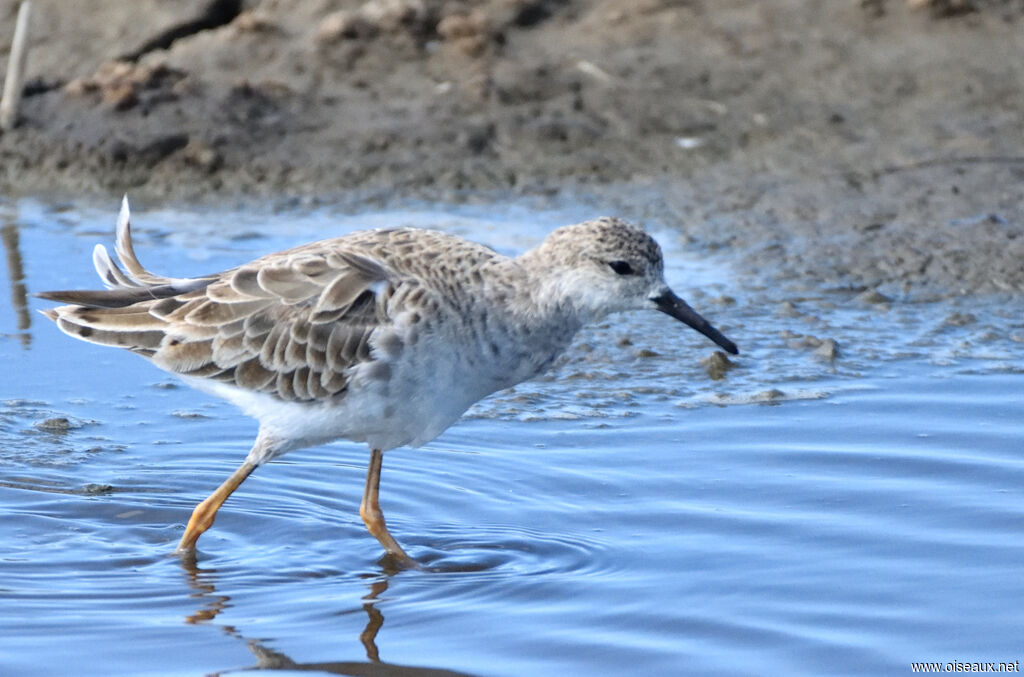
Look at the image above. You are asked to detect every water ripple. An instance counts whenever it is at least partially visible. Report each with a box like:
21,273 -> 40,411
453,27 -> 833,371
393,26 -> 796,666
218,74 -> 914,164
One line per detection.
411,523 -> 621,578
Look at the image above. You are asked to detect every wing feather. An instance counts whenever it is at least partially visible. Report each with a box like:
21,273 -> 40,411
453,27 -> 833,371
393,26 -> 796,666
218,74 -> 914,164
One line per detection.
230,268 -> 275,298
211,332 -> 249,368
175,247 -> 396,400
236,358 -> 276,390
40,203 -> 426,403
257,266 -> 321,302
184,298 -> 274,326
158,338 -> 215,372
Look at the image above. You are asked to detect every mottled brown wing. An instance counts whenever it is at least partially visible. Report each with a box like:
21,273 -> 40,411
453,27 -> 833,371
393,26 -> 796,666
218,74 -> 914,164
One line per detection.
151,248 -> 396,402
49,246 -> 396,403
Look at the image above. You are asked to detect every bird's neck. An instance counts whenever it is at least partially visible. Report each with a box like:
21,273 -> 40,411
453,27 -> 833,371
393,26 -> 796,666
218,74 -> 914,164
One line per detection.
504,251 -> 590,332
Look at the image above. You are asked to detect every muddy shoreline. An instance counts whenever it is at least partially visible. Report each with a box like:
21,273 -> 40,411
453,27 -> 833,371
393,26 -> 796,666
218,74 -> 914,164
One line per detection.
1,0 -> 1022,297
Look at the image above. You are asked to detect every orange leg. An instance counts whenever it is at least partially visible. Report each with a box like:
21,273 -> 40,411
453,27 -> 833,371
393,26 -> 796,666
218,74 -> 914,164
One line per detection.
360,448 -> 417,566
176,460 -> 257,552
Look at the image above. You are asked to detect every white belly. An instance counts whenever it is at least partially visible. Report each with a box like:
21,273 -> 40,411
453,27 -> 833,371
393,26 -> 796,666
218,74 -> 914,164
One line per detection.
180,332 -> 529,463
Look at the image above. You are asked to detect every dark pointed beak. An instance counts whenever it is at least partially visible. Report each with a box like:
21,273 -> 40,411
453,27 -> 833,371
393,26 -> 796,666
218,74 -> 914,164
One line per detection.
653,290 -> 738,355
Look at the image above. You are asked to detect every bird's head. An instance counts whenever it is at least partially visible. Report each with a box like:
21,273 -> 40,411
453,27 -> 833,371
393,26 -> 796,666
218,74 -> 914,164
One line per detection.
524,217 -> 738,354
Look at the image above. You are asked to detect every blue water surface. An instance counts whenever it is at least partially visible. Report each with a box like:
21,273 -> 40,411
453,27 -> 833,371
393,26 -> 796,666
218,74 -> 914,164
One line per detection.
0,198 -> 1021,676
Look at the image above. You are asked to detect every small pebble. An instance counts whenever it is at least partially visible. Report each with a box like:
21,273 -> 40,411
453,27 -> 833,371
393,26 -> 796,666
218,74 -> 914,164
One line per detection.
943,312 -> 976,327
813,338 -> 840,361
856,289 -> 892,306
777,300 -> 801,317
754,389 -> 786,402
35,417 -> 71,433
701,351 -> 736,380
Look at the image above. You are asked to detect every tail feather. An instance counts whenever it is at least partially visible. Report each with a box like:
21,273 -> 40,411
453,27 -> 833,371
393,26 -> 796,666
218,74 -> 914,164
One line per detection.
112,194 -> 160,284
37,195 -> 216,355
54,315 -> 165,351
55,305 -> 168,331
36,280 -> 210,309
93,243 -> 140,290
37,195 -> 214,309
94,195 -> 198,288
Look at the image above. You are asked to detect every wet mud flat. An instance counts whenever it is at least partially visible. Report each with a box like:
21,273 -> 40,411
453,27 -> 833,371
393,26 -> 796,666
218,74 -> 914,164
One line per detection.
1,0 -> 1023,300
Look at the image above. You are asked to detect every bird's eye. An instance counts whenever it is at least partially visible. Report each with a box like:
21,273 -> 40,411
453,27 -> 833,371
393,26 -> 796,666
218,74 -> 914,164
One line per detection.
607,260 -> 635,276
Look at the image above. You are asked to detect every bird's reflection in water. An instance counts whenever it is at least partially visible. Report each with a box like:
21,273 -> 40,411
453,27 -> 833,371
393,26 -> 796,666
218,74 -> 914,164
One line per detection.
179,552 -> 232,627
178,553 -> 479,677
232,640 -> 480,677
360,579 -> 388,663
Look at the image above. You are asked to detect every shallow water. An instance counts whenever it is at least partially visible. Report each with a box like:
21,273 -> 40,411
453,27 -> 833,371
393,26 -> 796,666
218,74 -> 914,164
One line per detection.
1,199 -> 1022,676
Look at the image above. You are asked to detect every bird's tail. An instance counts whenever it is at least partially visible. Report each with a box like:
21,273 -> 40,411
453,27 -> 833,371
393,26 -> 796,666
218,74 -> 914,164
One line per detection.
37,195 -> 209,309
37,196 -> 211,353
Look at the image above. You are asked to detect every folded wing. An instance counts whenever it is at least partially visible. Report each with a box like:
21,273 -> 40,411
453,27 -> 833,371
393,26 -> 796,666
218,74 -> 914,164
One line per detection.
39,198 -> 397,402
